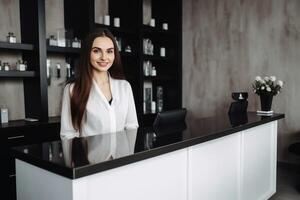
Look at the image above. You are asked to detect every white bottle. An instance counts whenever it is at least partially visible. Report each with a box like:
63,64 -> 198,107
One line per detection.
151,101 -> 156,113
151,66 -> 157,76
104,15 -> 110,26
114,17 -> 120,27
0,107 -> 9,123
56,63 -> 61,78
160,47 -> 166,57
150,18 -> 155,27
66,63 -> 71,78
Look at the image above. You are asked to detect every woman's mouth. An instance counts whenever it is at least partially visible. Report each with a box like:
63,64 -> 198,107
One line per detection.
97,62 -> 109,67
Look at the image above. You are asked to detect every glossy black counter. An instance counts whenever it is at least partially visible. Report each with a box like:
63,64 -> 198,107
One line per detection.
11,112 -> 284,179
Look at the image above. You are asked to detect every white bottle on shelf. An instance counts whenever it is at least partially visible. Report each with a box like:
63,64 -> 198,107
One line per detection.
0,107 -> 9,124
151,66 -> 156,76
66,63 -> 71,78
151,101 -> 156,113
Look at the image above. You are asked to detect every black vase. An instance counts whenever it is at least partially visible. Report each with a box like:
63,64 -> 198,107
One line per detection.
260,93 -> 273,111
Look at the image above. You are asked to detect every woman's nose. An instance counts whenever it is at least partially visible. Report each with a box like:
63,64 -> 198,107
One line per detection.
100,52 -> 108,60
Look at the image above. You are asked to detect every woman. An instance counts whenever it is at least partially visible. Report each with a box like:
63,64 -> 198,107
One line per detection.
60,28 -> 138,139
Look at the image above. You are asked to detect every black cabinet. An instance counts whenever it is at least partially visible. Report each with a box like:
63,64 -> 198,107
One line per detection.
5,118 -> 60,200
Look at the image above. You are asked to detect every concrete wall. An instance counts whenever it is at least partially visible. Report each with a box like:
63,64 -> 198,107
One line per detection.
0,0 -> 24,120
183,0 -> 300,164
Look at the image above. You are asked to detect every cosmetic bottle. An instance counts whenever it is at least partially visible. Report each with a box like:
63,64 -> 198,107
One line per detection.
151,66 -> 156,76
114,17 -> 120,27
160,47 -> 166,57
66,63 -> 71,78
56,63 -> 61,78
57,28 -> 66,47
4,63 -> 10,71
7,32 -> 16,43
104,15 -> 110,26
162,23 -> 168,30
48,35 -> 57,46
156,86 -> 163,112
72,37 -> 80,48
151,101 -> 156,113
150,18 -> 155,27
47,59 -> 51,85
0,107 -> 9,124
17,60 -> 26,71
125,45 -> 132,53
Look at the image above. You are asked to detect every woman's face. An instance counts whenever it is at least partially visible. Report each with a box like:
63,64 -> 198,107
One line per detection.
90,36 -> 115,73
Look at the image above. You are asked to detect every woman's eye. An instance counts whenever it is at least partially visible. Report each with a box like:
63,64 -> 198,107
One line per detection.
92,49 -> 100,54
107,49 -> 114,54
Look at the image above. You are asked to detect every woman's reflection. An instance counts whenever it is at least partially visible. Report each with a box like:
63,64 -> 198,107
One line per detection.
61,129 -> 137,168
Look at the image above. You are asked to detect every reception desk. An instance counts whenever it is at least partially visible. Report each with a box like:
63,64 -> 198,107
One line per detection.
11,112 -> 284,200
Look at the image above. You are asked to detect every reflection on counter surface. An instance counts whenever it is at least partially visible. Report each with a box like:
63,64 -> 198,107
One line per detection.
12,112 -> 284,173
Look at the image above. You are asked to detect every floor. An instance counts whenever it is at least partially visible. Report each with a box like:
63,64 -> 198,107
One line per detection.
270,163 -> 300,200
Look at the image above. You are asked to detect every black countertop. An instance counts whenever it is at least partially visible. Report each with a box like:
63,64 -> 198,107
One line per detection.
11,112 -> 284,179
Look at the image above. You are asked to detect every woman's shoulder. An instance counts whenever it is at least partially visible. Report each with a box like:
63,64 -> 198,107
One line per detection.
112,78 -> 131,88
63,82 -> 75,94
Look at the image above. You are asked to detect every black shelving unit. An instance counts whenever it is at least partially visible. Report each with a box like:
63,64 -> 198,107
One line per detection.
2,1 -> 182,199
0,71 -> 36,78
0,42 -> 34,51
46,45 -> 81,54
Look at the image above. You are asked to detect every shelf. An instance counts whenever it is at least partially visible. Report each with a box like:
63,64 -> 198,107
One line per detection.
1,116 -> 60,129
0,71 -> 36,78
0,42 -> 34,51
94,23 -> 136,35
47,45 -> 81,54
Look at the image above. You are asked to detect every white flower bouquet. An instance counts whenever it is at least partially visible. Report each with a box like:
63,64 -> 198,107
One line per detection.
252,76 -> 284,96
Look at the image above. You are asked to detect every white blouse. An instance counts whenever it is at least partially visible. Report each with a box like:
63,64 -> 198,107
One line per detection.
60,77 -> 139,139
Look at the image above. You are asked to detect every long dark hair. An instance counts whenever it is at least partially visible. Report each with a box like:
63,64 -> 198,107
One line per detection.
70,28 -> 124,133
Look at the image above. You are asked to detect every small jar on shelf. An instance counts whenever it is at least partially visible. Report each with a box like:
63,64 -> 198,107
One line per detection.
156,86 -> 163,112
143,38 -> 154,55
7,32 -> 16,43
143,60 -> 152,76
0,106 -> 9,124
162,23 -> 168,30
124,45 -> 132,53
72,37 -> 81,48
151,101 -> 156,113
151,66 -> 157,76
113,17 -> 120,27
4,62 -> 10,71
48,35 -> 58,46
16,60 -> 27,71
66,63 -> 71,78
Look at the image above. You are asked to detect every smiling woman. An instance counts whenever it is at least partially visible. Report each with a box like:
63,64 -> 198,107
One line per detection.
60,28 -> 139,139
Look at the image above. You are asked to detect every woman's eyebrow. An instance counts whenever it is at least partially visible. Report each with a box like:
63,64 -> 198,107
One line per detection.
91,47 -> 114,50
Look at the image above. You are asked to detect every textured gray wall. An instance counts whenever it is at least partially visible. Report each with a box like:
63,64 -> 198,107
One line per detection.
0,0 -> 24,120
183,0 -> 300,163
45,0 -> 68,117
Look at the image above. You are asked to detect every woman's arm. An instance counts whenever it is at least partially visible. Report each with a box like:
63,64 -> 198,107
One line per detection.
60,84 -> 79,139
125,82 -> 139,129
